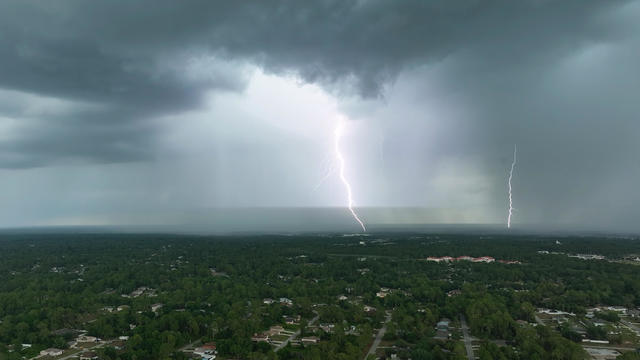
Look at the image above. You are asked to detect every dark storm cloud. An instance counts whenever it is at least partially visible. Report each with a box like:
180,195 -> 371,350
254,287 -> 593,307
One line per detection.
0,0 -> 630,167
0,108 -> 157,168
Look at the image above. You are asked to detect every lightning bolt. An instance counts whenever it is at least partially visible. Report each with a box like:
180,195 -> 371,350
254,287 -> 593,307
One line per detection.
312,155 -> 335,192
507,144 -> 517,229
334,120 -> 367,232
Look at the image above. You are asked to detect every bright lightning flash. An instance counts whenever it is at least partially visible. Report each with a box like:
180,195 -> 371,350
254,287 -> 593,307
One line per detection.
334,120 -> 367,232
507,144 -> 517,229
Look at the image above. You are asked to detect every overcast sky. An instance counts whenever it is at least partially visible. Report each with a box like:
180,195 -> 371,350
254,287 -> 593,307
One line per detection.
1,0 -> 639,232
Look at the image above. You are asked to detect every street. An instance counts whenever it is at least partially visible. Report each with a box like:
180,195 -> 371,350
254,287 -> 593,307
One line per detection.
460,315 -> 475,360
364,310 -> 392,359
275,313 -> 320,352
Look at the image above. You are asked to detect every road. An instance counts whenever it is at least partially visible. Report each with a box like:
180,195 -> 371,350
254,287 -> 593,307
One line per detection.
621,320 -> 640,336
275,313 -> 319,351
178,339 -> 201,352
460,315 -> 475,360
54,340 -> 113,360
364,311 -> 392,359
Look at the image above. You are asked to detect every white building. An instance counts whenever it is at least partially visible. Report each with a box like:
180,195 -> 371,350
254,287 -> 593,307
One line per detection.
279,297 -> 293,306
40,348 -> 63,356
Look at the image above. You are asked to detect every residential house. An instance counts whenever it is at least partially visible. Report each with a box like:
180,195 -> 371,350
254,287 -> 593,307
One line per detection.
40,348 -> 64,357
364,305 -> 376,313
319,323 -> 335,333
79,351 -> 99,360
437,319 -> 450,331
434,318 -> 451,340
112,341 -> 126,350
268,326 -> 285,335
251,333 -> 269,342
284,315 -> 301,325
194,342 -> 217,359
301,336 -> 320,345
279,297 -> 293,306
77,335 -> 99,343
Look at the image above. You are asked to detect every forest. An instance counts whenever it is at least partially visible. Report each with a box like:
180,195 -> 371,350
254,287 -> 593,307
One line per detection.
0,232 -> 639,359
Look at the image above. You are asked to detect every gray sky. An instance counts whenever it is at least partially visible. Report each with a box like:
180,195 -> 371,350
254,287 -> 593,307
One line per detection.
1,0 -> 639,232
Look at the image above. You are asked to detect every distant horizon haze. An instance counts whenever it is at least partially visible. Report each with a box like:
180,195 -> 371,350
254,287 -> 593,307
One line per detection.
0,207 -> 636,236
